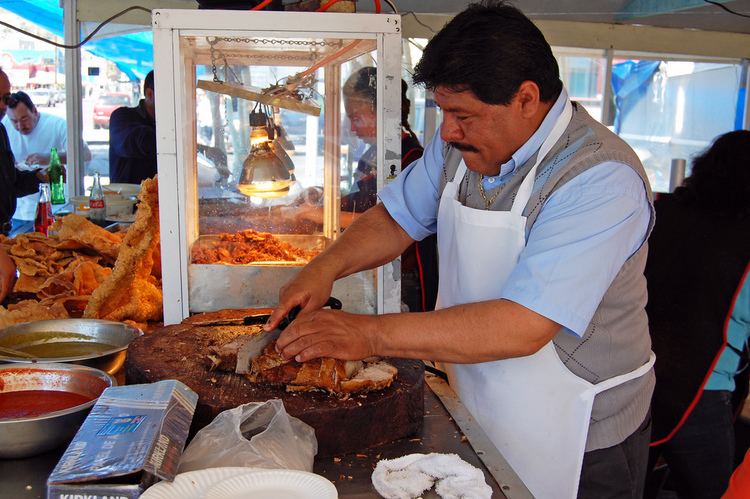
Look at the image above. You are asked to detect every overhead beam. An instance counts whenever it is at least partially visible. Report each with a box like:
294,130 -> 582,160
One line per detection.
616,0 -> 733,21
402,14 -> 750,60
77,0 -> 193,25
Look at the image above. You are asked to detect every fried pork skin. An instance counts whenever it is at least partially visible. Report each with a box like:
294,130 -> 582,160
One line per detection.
84,177 -> 162,323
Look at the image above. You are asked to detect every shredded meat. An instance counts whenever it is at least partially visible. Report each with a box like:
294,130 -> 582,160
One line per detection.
191,229 -> 317,265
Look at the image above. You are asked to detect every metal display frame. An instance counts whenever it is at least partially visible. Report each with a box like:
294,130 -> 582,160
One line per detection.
152,9 -> 403,324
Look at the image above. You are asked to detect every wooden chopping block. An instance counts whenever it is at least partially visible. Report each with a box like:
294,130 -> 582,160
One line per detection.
125,319 -> 424,456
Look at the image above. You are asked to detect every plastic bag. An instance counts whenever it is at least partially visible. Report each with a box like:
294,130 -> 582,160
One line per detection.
178,399 -> 317,473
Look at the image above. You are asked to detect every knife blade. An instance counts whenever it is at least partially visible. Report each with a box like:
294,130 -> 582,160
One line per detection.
236,297 -> 343,372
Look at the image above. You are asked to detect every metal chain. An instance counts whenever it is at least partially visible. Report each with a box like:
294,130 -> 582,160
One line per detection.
478,175 -> 503,209
215,37 -> 342,48
208,37 -> 221,82
206,36 -> 339,84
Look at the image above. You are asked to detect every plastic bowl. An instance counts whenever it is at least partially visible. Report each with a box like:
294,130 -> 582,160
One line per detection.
70,195 -> 90,216
105,198 -> 136,217
0,363 -> 115,458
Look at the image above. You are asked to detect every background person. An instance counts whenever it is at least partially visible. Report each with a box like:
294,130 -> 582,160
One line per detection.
291,67 -> 438,312
109,70 -> 156,184
267,2 -> 655,497
724,447 -> 750,498
645,130 -> 750,499
3,90 -> 91,221
0,69 -> 45,236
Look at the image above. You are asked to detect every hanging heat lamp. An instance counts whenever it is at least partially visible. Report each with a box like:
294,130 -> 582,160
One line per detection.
237,110 -> 295,197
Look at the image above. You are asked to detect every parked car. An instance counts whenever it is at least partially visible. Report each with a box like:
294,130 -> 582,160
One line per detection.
26,88 -> 55,107
93,93 -> 131,129
53,89 -> 65,105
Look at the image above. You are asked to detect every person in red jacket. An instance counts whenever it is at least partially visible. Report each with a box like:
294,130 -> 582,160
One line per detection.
724,448 -> 750,498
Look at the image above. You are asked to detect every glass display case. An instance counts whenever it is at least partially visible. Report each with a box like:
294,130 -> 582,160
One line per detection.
153,9 -> 402,324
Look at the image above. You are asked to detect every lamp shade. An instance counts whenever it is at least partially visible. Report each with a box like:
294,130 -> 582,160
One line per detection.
238,141 -> 293,197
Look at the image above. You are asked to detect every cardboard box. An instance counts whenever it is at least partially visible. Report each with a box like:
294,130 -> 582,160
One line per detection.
47,380 -> 198,499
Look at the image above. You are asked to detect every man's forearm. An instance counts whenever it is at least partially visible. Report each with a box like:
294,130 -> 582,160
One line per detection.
313,203 -> 414,281
375,299 -> 561,363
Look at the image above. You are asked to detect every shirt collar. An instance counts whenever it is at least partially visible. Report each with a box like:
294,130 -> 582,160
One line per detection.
487,88 -> 568,183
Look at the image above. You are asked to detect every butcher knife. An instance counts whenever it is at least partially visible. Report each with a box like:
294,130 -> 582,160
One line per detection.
232,297 -> 343,373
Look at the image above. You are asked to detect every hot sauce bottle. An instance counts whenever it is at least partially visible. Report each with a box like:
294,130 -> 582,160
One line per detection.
34,183 -> 54,235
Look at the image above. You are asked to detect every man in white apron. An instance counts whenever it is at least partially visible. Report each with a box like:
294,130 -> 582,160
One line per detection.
270,2 -> 655,497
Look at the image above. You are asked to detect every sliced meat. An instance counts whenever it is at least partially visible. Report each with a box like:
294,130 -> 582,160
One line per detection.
339,361 -> 399,394
205,325 -> 275,373
249,342 -> 397,395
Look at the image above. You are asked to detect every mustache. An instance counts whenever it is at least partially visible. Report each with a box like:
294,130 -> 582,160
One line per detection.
449,141 -> 479,153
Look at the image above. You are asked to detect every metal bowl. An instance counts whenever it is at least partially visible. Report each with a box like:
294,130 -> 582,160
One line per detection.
0,363 -> 115,458
0,319 -> 143,375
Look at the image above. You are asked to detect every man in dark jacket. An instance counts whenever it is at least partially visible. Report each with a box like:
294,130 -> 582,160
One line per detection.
108,70 -> 156,184
0,68 -> 43,235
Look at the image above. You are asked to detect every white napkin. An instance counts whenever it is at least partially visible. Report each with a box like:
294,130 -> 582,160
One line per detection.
371,452 -> 493,499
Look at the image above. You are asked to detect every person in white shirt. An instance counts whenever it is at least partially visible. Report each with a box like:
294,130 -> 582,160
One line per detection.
2,90 -> 91,220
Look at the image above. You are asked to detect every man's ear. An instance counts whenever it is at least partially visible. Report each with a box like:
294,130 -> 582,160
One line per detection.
514,81 -> 541,119
145,88 -> 155,102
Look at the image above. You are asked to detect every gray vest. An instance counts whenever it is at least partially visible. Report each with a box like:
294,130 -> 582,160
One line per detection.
440,103 -> 655,451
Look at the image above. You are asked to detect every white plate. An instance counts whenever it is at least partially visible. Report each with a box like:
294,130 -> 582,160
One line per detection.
105,213 -> 136,223
206,470 -> 338,499
140,467 -> 260,499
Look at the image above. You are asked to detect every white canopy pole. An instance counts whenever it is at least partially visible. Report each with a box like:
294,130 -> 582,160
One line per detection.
63,0 -> 84,197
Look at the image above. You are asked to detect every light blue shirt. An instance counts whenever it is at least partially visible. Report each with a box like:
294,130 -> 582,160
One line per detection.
379,92 -> 651,337
705,272 -> 750,392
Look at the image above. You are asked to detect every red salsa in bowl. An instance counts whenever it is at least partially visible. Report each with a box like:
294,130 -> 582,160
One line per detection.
0,390 -> 95,419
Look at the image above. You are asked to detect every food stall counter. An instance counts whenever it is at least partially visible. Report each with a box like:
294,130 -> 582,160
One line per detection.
0,376 -> 532,499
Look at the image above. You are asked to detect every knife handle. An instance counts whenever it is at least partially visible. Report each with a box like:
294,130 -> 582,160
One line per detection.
245,297 -> 342,328
324,297 -> 343,310
280,297 -> 341,329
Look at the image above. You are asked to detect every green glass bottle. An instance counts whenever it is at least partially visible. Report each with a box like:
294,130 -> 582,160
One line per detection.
48,147 -> 65,205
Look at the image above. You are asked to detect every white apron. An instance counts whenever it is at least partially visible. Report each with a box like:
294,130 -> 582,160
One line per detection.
435,100 -> 656,499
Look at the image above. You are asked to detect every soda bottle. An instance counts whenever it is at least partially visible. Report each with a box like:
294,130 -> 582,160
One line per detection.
89,172 -> 106,224
34,183 -> 54,235
48,147 -> 66,205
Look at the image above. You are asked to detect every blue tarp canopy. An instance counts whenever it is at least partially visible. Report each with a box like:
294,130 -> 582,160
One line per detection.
1,0 -> 153,81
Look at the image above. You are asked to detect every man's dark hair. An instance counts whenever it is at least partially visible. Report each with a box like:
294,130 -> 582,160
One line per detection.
677,130 -> 750,216
6,91 -> 36,113
144,70 -> 154,93
412,0 -> 562,105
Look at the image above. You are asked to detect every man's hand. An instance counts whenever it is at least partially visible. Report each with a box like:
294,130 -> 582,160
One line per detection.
25,153 -> 51,166
35,169 -> 49,183
264,265 -> 336,332
0,249 -> 17,303
276,309 -> 381,362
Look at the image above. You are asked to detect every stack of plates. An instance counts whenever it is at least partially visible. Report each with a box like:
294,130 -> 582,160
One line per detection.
140,467 -> 337,499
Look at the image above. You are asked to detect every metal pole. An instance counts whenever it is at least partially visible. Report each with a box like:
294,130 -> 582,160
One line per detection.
423,89 -> 437,144
669,158 -> 686,192
601,48 -> 614,127
62,0 -> 83,197
322,64 -> 341,241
